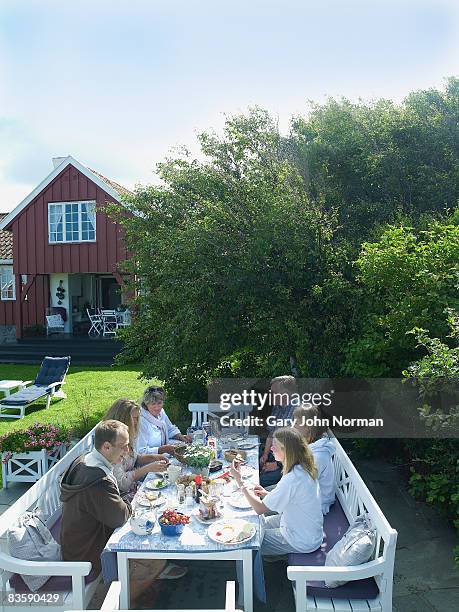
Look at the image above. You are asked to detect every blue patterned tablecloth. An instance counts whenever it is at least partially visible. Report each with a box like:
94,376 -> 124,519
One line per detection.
101,436 -> 267,602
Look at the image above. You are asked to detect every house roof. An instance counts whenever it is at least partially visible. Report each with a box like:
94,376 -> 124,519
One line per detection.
0,156 -> 133,232
87,168 -> 133,199
0,213 -> 13,261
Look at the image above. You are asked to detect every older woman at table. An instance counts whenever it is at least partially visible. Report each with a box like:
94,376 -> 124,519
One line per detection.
104,399 -> 170,499
136,386 -> 192,455
230,427 -> 323,557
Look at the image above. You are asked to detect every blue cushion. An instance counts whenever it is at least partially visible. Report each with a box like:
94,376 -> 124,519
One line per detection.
1,385 -> 49,406
34,356 -> 70,387
10,516 -> 99,593
288,500 -> 380,600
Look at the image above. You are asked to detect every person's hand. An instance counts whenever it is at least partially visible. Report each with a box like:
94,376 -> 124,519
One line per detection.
261,461 -> 279,473
259,453 -> 269,468
156,455 -> 170,466
230,459 -> 243,485
159,444 -> 177,455
148,460 -> 168,473
253,484 -> 268,498
182,434 -> 193,443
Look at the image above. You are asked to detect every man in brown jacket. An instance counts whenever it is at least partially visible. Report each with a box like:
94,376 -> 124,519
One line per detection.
60,420 -> 132,575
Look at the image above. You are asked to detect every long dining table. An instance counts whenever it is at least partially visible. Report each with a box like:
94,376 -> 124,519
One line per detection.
101,436 -> 265,611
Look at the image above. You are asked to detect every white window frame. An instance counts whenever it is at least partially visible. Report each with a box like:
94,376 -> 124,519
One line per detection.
48,200 -> 97,244
0,266 -> 15,301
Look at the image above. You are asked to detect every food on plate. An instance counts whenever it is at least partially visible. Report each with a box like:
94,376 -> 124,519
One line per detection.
209,459 -> 223,473
210,520 -> 255,544
176,474 -> 211,487
224,449 -> 247,463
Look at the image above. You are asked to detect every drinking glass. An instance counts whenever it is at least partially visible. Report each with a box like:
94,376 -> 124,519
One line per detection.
220,433 -> 230,450
165,488 -> 178,510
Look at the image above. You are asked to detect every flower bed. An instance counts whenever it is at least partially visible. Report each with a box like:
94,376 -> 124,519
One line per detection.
0,423 -> 71,488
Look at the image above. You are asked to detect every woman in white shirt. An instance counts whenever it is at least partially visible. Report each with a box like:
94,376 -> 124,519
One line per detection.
231,427 -> 323,556
135,386 -> 192,455
293,405 -> 336,514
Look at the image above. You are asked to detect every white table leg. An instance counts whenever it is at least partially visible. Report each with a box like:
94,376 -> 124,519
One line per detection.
117,552 -> 130,609
242,549 -> 253,612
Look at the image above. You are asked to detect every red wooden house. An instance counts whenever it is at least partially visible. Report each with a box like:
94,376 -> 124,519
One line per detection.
0,156 -> 132,340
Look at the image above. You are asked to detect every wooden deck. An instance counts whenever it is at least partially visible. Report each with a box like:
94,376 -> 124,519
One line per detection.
0,336 -> 124,365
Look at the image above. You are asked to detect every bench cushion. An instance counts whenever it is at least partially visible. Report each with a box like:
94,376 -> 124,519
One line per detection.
1,385 -> 49,406
10,516 -> 99,593
288,500 -> 380,600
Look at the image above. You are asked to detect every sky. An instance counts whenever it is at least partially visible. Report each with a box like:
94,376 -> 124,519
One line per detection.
0,0 -> 458,212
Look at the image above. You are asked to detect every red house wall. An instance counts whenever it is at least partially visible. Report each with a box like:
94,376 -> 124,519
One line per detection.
0,163 -> 129,331
0,298 -> 15,327
0,275 -> 49,327
11,164 -> 128,275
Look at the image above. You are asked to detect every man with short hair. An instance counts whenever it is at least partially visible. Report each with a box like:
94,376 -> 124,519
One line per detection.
60,420 -> 132,575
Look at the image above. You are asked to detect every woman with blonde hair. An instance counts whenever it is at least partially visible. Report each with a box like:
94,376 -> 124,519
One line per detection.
294,405 -> 336,514
231,427 -> 323,556
103,399 -> 187,591
104,399 -> 170,498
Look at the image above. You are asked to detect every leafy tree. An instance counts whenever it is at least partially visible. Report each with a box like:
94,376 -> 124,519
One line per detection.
114,109 -> 358,400
291,77 -> 459,244
403,311 -> 459,432
344,214 -> 459,376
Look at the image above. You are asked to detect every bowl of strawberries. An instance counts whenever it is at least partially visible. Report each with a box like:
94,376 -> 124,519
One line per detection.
158,510 -> 190,536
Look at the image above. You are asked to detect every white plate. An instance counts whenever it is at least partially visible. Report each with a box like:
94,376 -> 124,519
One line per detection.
228,492 -> 252,509
222,465 -> 254,480
150,497 -> 166,507
237,442 -> 258,450
136,495 -> 166,508
145,478 -> 168,490
240,465 -> 255,479
207,519 -> 256,545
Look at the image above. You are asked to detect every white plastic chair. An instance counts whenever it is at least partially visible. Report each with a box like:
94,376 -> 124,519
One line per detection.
87,308 -> 103,337
101,311 -> 118,337
116,310 -> 131,328
188,403 -> 254,428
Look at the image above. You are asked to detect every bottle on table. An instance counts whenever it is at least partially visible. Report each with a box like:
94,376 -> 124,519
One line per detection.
202,421 -> 210,444
194,475 -> 203,503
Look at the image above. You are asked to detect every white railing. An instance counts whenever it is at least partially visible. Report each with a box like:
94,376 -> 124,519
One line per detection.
0,426 -> 98,611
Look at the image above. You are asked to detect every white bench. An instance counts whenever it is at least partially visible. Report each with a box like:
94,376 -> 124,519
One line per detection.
188,403 -> 254,428
287,437 -> 397,612
90,579 -> 241,611
0,426 -> 99,611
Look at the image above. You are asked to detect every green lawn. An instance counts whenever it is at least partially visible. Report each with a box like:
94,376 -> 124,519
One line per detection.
0,364 -> 190,440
